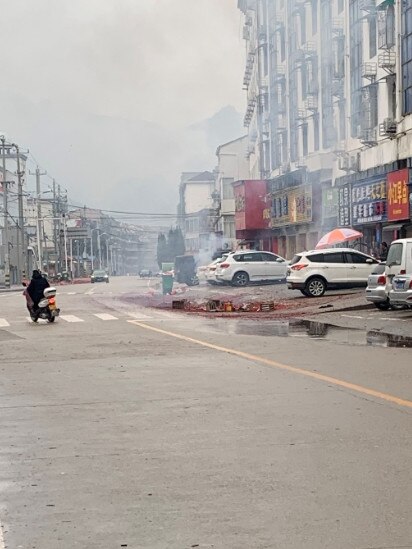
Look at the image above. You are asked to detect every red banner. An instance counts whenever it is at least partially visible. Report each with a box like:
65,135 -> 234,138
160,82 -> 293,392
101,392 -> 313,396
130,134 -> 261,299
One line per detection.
387,169 -> 409,221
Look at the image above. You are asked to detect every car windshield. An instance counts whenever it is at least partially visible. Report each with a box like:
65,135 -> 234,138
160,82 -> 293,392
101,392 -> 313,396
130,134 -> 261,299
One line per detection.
371,264 -> 386,275
93,271 -> 106,276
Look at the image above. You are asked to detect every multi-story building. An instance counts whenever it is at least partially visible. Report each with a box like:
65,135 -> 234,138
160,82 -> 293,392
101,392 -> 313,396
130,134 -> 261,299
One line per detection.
334,0 -> 412,254
177,171 -> 218,255
215,135 -> 250,249
238,0 -> 346,258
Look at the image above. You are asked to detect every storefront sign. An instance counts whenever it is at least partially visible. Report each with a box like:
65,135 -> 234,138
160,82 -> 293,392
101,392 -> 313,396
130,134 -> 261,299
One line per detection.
322,187 -> 338,220
338,185 -> 351,227
387,169 -> 410,221
271,185 -> 312,227
351,179 -> 387,225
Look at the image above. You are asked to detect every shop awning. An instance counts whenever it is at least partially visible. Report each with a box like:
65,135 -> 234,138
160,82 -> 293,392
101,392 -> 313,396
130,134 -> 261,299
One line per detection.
383,223 -> 403,231
377,0 -> 394,9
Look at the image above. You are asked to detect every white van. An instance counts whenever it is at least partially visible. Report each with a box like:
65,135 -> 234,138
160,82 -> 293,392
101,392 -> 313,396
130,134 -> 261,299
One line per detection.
385,239 -> 412,279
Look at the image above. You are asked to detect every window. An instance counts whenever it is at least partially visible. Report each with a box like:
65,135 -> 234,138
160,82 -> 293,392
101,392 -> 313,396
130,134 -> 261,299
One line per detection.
313,115 -> 320,151
290,254 -> 303,265
338,0 -> 344,14
387,243 -> 403,266
311,0 -> 317,35
344,252 -> 371,264
403,3 -> 412,114
225,219 -> 235,239
302,123 -> 308,156
261,252 -> 279,262
222,178 -> 234,200
369,16 -> 377,58
324,252 -> 345,263
307,253 -> 324,263
234,253 -> 262,262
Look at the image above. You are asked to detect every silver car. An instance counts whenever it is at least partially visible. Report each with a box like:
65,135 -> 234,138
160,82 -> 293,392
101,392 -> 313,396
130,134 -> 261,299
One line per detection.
365,263 -> 389,310
389,274 -> 412,308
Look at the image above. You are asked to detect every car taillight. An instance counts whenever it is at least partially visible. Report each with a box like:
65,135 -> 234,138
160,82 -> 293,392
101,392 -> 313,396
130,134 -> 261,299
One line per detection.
220,263 -> 230,269
401,269 -> 406,275
377,275 -> 386,285
409,280 -> 412,289
291,264 -> 308,271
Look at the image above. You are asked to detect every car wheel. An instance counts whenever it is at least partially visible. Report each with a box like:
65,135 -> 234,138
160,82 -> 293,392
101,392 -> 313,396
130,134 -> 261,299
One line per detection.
305,277 -> 326,297
300,289 -> 310,297
232,271 -> 249,287
375,301 -> 390,311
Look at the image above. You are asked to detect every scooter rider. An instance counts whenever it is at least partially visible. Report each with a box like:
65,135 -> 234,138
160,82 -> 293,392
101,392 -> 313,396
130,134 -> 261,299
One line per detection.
26,270 -> 50,314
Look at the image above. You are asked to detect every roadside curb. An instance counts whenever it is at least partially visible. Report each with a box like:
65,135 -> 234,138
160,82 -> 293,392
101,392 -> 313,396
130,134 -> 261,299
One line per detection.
0,288 -> 23,294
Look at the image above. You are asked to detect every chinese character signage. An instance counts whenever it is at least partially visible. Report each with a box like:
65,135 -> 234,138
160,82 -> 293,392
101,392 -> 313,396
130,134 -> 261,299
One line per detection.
387,169 -> 409,221
338,185 -> 351,227
322,187 -> 338,220
271,185 -> 312,227
351,179 -> 387,224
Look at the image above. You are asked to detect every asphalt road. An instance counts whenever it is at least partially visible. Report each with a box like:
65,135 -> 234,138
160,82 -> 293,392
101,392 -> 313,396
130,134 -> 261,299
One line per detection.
0,277 -> 411,549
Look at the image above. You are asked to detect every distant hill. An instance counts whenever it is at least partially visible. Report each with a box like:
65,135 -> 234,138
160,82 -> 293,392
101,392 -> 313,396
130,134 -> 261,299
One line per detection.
0,92 -> 244,215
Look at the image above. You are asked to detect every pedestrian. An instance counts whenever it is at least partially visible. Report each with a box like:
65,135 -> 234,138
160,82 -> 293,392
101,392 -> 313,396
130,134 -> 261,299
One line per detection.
379,242 -> 389,262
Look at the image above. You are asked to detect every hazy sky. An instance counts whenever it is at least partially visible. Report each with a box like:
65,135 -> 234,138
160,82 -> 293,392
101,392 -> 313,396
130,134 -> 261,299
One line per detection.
1,0 -> 246,214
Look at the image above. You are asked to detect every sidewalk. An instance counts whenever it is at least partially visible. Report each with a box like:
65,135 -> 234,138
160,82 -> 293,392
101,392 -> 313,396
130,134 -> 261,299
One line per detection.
0,285 -> 23,293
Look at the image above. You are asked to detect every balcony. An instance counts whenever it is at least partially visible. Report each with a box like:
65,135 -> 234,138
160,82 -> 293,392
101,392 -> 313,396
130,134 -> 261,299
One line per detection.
362,62 -> 377,81
305,96 -> 318,111
297,109 -> 308,120
303,42 -> 317,57
378,51 -> 396,73
359,0 -> 376,14
359,128 -> 377,146
332,18 -> 344,36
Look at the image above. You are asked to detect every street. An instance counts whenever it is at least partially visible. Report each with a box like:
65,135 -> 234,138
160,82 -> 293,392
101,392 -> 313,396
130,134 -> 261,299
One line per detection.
1,277 -> 411,549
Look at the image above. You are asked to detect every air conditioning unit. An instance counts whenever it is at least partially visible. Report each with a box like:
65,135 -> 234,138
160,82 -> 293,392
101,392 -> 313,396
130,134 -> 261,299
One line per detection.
350,154 -> 360,171
245,15 -> 253,26
379,118 -> 397,137
297,109 -> 307,120
378,52 -> 396,72
338,156 -> 351,171
242,26 -> 250,40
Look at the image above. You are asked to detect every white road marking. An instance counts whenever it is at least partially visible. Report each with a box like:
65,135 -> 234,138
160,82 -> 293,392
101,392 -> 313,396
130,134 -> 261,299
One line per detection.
94,313 -> 118,321
67,292 -> 76,295
341,314 -> 364,319
85,288 -> 95,295
0,318 -> 10,327
60,315 -> 84,323
128,312 -> 152,320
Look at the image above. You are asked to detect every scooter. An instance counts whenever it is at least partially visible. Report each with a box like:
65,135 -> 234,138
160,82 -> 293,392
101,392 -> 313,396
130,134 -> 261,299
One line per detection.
23,284 -> 60,323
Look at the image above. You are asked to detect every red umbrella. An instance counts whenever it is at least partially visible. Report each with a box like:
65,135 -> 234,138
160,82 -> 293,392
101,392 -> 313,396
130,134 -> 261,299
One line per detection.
315,228 -> 363,249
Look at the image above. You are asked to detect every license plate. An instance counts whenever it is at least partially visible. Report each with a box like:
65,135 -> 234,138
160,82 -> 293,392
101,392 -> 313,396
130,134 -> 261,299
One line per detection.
394,280 -> 405,290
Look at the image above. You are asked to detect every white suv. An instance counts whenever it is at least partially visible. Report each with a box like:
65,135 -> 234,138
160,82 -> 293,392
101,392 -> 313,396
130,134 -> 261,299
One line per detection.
287,248 -> 379,297
215,250 -> 287,286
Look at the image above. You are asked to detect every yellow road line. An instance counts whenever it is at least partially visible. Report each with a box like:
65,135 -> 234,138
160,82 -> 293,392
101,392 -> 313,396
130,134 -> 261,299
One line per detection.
128,320 -> 412,410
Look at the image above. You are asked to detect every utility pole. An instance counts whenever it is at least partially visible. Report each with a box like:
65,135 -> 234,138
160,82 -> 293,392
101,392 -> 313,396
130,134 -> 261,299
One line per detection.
14,144 -> 25,280
1,136 -> 10,287
30,167 -> 47,272
52,179 -> 58,275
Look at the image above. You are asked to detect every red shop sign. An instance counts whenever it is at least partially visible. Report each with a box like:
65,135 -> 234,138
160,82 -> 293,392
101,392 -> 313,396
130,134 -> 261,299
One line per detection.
387,169 -> 410,221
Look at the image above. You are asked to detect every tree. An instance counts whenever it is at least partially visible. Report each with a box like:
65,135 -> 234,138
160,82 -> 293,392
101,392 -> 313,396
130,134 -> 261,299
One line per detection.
167,227 -> 186,261
156,233 -> 168,269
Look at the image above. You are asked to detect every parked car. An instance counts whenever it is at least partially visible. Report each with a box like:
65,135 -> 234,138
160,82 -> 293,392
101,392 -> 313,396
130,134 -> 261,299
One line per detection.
215,250 -> 287,287
205,255 -> 228,285
139,269 -> 153,278
389,274 -> 412,308
365,263 -> 390,310
385,238 -> 412,281
287,248 -> 379,297
91,270 -> 109,283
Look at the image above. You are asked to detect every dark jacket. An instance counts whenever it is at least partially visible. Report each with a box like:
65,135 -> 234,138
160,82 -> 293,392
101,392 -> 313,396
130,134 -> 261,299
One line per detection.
27,273 -> 50,306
